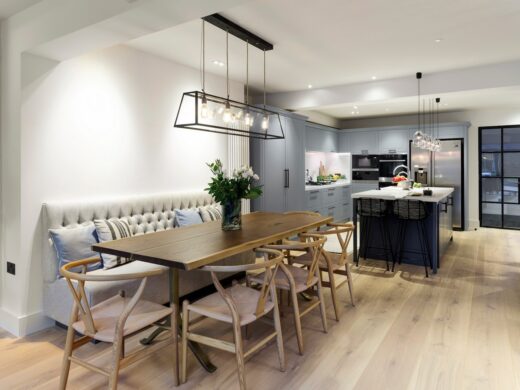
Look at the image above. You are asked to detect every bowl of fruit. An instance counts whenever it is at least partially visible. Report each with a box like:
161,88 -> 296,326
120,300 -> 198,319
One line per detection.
392,175 -> 411,189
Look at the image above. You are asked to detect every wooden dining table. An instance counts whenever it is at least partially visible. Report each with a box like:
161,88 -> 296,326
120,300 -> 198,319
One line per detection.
92,211 -> 331,386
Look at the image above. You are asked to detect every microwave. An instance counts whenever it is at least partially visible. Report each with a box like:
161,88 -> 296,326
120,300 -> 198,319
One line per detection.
352,154 -> 379,170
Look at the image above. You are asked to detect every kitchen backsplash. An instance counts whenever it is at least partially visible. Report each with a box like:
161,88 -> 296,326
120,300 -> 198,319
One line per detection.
305,151 -> 351,180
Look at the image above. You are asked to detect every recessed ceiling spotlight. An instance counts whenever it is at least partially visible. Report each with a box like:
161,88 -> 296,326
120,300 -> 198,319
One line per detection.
212,60 -> 225,67
351,111 -> 355,114
307,84 -> 313,89
353,105 -> 358,109
371,76 -> 377,80
435,38 -> 443,43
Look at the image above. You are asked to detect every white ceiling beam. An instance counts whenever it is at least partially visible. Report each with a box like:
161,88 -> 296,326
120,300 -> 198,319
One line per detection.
266,60 -> 520,111
11,0 -> 252,60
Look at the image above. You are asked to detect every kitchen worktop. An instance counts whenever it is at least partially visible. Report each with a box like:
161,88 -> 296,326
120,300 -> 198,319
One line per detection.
305,179 -> 351,191
351,186 -> 454,203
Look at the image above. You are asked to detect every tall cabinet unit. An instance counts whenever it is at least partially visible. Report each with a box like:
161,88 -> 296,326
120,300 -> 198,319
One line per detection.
305,123 -> 339,152
250,111 -> 306,213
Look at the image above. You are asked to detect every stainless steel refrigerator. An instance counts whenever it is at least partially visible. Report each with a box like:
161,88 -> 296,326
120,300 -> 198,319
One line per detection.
410,139 -> 464,230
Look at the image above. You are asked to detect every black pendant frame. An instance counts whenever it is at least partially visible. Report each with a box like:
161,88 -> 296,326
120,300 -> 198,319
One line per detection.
174,90 -> 285,140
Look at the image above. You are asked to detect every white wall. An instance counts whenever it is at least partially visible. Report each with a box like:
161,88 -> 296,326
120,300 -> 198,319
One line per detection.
341,108 -> 520,229
3,44 -> 244,335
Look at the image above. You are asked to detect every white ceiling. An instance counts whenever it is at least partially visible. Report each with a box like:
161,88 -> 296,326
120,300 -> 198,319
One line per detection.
316,87 -> 520,119
127,0 -> 520,95
0,0 -> 41,19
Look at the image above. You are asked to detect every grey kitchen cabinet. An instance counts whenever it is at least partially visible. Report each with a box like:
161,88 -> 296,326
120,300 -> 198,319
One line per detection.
285,116 -> 306,211
305,124 -> 338,152
251,112 -> 306,213
345,131 -> 379,154
437,124 -> 465,139
339,132 -> 350,153
322,187 -> 341,206
305,184 -> 352,221
379,129 -> 410,154
305,189 -> 321,213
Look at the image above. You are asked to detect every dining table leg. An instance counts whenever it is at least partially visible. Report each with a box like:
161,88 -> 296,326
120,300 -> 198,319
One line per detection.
353,200 -> 359,266
139,268 -> 217,379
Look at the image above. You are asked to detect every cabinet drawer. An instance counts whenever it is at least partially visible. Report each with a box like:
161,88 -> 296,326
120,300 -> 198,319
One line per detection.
341,186 -> 352,202
323,187 -> 341,206
342,202 -> 353,221
321,205 -> 340,221
306,190 -> 322,211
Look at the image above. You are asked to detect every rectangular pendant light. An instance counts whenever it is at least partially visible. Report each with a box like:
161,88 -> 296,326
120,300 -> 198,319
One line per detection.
174,91 -> 284,140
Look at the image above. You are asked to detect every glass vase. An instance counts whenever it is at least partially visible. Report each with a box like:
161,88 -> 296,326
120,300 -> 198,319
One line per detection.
222,199 -> 242,231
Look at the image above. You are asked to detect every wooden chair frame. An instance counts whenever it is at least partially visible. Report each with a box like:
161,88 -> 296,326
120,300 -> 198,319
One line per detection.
261,233 -> 328,355
181,248 -> 285,390
59,257 -> 174,390
309,222 -> 356,320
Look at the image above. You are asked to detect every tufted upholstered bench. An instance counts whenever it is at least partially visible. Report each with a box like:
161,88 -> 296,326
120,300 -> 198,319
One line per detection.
42,191 -> 254,326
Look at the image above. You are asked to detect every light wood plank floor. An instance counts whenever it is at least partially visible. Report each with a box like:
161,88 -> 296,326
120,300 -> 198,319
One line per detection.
1,228 -> 520,390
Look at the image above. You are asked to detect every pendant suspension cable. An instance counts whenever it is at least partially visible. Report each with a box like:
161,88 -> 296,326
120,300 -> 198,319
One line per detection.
226,30 -> 229,99
246,40 -> 249,104
417,72 -> 421,133
263,50 -> 266,109
201,20 -> 206,93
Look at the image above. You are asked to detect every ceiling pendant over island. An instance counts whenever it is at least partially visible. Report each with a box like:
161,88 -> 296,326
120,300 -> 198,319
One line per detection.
412,72 -> 441,152
174,14 -> 284,140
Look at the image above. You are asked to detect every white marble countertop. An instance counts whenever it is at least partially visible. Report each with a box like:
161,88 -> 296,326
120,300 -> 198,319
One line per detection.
305,180 -> 351,191
351,186 -> 454,203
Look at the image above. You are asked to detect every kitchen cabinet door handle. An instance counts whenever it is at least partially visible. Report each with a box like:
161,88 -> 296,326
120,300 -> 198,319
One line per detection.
448,196 -> 454,206
284,169 -> 289,188
441,202 -> 448,213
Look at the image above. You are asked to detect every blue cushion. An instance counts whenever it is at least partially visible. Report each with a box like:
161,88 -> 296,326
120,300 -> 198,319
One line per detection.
49,223 -> 101,278
174,208 -> 203,227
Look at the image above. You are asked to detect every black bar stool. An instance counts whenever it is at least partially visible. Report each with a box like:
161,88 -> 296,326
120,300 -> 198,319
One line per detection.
357,198 -> 393,271
393,200 -> 432,277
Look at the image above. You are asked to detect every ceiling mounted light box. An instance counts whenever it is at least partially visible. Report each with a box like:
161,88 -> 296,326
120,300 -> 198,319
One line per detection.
175,14 -> 284,140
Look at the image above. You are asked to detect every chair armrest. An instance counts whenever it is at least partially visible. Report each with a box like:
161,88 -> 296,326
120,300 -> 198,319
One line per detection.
60,257 -> 166,282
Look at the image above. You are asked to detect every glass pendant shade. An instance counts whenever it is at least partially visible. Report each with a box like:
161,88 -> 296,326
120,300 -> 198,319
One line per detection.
200,94 -> 209,118
261,114 -> 269,130
222,101 -> 232,123
175,91 -> 284,139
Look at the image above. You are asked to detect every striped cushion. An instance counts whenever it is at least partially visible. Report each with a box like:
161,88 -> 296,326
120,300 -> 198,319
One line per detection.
199,205 -> 222,222
94,219 -> 134,269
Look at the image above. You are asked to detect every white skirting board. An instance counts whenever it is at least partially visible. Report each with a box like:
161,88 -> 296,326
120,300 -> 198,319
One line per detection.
468,219 -> 480,231
0,308 -> 53,337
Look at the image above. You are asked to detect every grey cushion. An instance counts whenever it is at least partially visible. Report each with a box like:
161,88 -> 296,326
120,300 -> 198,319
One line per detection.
94,219 -> 134,269
174,208 -> 203,227
49,223 -> 101,278
199,205 -> 222,222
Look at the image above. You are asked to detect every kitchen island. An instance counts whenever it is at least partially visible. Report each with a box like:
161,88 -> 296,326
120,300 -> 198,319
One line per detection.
352,186 -> 454,274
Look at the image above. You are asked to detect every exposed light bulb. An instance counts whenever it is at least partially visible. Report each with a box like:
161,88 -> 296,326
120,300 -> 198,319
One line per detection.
222,101 -> 231,123
244,111 -> 253,127
200,94 -> 208,119
261,114 -> 269,130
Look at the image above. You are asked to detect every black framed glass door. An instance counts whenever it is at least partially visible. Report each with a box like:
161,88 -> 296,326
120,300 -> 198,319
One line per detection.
479,126 -> 520,229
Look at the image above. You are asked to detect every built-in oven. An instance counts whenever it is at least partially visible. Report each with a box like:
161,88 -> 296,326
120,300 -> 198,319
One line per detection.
378,154 -> 408,189
352,154 -> 379,170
